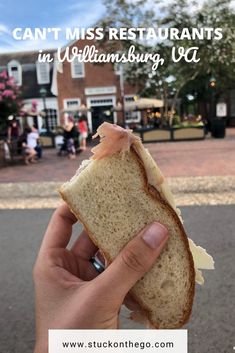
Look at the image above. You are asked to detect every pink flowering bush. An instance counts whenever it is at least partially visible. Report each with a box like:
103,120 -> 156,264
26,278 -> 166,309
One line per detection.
0,70 -> 8,79
2,89 -> 14,98
0,70 -> 21,133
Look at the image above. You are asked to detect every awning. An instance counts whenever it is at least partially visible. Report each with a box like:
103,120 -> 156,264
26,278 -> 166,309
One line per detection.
115,98 -> 164,112
61,105 -> 91,114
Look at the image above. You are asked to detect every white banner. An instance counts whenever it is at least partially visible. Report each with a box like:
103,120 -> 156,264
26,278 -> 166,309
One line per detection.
49,329 -> 187,353
216,102 -> 227,117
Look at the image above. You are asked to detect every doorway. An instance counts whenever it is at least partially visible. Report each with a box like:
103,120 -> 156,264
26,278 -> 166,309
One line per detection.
87,96 -> 116,132
91,105 -> 114,132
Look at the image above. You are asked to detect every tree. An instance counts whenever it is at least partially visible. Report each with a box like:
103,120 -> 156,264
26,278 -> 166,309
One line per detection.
156,0 -> 235,117
99,0 -> 235,122
0,70 -> 22,133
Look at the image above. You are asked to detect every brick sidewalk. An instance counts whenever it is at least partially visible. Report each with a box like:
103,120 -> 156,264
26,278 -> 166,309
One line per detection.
0,129 -> 235,183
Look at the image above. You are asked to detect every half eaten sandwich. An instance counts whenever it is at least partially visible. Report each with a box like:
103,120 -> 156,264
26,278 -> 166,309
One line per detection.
60,122 -> 214,329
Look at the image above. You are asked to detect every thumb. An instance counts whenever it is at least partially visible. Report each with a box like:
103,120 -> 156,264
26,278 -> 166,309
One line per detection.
97,222 -> 168,302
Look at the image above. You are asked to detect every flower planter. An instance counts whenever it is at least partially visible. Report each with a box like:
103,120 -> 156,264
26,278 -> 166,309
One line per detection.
134,126 -> 205,143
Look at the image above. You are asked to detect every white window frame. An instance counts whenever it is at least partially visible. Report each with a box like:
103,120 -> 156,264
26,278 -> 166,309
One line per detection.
7,60 -> 22,86
36,61 -> 50,84
71,60 -> 85,78
63,98 -> 81,110
114,62 -> 121,75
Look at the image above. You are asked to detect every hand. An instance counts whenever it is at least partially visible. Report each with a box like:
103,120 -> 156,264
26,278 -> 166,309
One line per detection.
33,204 -> 168,353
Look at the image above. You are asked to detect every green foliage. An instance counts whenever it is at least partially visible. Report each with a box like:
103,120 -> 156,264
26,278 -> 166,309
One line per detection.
172,115 -> 181,126
0,70 -> 22,134
100,0 -> 235,116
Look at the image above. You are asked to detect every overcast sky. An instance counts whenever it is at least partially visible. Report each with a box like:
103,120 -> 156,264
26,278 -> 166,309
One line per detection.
0,0 -> 235,53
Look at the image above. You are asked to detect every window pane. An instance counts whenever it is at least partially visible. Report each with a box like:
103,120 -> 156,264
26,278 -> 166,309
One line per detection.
42,109 -> 58,130
73,62 -> 84,77
64,99 -> 80,109
37,63 -> 49,84
10,67 -> 20,84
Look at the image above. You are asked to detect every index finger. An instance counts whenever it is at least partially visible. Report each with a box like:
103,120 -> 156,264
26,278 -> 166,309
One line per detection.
41,203 -> 77,251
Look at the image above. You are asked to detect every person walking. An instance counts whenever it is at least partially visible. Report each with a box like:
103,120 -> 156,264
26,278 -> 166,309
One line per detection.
27,125 -> 42,159
78,115 -> 88,151
64,116 -> 77,160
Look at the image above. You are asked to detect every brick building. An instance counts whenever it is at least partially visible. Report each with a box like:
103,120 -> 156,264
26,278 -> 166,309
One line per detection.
55,39 -> 140,132
0,50 -> 59,130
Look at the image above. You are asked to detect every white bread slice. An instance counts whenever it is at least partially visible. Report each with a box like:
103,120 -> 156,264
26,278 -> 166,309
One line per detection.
60,146 -> 195,329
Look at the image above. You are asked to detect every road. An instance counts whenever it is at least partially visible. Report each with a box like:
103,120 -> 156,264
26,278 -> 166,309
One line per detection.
0,206 -> 234,353
1,129 -> 235,183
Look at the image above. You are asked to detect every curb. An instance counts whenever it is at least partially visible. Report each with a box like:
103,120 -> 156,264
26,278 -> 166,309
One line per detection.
0,176 -> 234,209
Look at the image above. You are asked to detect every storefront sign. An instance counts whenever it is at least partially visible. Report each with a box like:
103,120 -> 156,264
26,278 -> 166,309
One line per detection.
216,102 -> 227,117
85,86 -> 117,96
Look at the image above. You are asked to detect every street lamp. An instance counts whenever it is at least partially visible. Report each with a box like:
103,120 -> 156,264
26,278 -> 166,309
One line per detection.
209,76 -> 216,88
39,87 -> 49,132
209,76 -> 216,120
118,64 -> 126,127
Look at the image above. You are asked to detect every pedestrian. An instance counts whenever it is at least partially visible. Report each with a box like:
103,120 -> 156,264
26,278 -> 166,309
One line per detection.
18,126 -> 37,164
28,125 -> 42,159
64,115 -> 77,160
29,125 -> 42,159
33,204 -> 168,351
7,117 -> 20,143
78,115 -> 88,151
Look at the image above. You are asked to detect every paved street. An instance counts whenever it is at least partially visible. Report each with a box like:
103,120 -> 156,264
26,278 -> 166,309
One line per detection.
0,129 -> 235,183
0,206 -> 234,353
0,130 -> 234,209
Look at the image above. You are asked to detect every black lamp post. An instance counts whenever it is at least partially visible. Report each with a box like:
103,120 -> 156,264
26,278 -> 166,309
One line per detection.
209,76 -> 216,120
119,64 -> 126,127
39,87 -> 49,133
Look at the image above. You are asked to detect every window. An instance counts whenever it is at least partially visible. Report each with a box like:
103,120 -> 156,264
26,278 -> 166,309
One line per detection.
125,95 -> 136,103
125,111 -> 141,122
7,60 -> 22,85
36,61 -> 50,84
89,98 -> 113,106
71,60 -> 85,78
63,98 -> 81,110
42,109 -> 58,131
114,63 -> 121,75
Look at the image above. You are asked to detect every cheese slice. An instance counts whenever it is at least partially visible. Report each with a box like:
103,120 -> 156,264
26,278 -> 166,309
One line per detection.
188,238 -> 215,270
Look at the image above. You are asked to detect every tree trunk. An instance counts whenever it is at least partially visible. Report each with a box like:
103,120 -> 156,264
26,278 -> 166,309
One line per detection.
171,89 -> 180,117
170,71 -> 199,123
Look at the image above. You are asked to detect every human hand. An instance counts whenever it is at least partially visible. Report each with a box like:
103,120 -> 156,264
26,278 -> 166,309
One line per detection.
33,204 -> 168,353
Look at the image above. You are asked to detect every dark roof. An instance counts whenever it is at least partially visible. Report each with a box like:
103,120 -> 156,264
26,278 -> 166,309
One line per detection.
0,49 -> 55,66
0,49 -> 56,99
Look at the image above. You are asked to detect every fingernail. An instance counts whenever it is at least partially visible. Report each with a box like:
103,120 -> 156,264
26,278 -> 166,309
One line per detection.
142,222 -> 168,249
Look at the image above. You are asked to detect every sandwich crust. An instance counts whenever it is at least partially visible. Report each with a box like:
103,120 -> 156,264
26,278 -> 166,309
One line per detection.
131,148 -> 195,327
